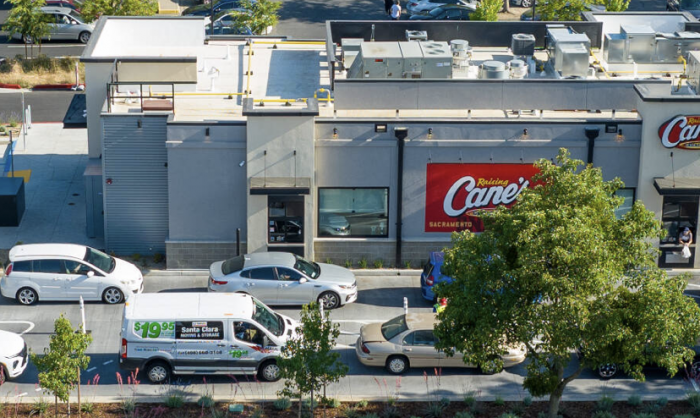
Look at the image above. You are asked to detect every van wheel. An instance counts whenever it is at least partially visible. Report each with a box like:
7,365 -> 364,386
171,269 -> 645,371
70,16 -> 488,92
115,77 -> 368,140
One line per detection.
258,360 -> 280,382
103,287 -> 124,304
17,287 -> 38,305
145,361 -> 170,383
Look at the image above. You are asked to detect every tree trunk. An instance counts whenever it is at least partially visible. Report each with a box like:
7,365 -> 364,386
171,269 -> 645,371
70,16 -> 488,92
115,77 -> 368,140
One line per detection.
298,394 -> 302,418
54,396 -> 58,418
310,388 -> 314,418
548,384 -> 566,418
503,0 -> 511,13
547,360 -> 585,418
67,400 -> 71,418
77,366 -> 81,418
24,43 -> 27,60
323,382 -> 327,418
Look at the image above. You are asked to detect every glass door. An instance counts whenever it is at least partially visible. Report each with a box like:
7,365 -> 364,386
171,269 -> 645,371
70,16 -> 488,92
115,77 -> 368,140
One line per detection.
659,196 -> 698,268
267,196 -> 305,256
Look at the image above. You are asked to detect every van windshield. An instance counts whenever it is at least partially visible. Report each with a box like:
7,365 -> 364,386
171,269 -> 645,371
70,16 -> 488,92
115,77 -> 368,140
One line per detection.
252,298 -> 283,337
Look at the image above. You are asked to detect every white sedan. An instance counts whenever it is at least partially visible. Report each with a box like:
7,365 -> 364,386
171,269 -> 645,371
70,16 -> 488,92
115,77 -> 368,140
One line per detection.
406,0 -> 477,15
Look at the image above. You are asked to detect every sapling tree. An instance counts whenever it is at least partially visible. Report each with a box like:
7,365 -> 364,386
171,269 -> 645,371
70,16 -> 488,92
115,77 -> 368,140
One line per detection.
229,0 -> 281,35
434,148 -> 700,418
32,314 -> 93,418
3,0 -> 53,58
278,302 -> 348,418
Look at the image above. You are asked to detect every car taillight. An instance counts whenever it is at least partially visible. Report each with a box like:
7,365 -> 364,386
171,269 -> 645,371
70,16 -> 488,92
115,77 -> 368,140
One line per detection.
361,342 -> 370,354
410,2 -> 418,5
120,338 -> 127,358
5,263 -> 12,276
426,274 -> 434,286
210,277 -> 228,285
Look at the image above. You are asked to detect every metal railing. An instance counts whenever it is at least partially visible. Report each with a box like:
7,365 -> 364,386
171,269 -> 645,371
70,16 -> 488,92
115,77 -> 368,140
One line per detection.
106,82 -> 176,114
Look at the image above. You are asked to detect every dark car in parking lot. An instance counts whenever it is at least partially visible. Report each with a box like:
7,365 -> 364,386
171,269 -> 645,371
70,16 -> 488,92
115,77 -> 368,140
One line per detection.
182,0 -> 251,16
667,0 -> 700,18
409,4 -> 476,19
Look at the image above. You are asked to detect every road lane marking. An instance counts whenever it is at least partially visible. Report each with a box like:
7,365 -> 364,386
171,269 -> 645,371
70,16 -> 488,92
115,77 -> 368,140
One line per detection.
87,367 -> 97,372
103,360 -> 113,365
687,284 -> 700,288
340,331 -> 359,336
0,321 -> 35,335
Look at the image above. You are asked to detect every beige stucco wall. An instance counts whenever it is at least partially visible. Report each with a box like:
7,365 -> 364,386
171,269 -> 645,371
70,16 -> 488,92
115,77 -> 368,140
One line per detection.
85,62 -> 114,159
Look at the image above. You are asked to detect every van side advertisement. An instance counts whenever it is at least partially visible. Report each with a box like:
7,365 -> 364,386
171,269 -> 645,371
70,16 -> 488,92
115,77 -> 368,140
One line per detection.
424,163 -> 539,233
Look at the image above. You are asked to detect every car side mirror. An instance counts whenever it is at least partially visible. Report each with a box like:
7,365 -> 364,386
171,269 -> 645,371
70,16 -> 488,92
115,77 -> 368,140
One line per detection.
299,277 -> 307,284
87,271 -> 95,277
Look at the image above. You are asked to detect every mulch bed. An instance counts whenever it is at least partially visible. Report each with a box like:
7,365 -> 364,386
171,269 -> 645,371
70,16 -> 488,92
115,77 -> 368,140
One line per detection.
0,401 -> 696,418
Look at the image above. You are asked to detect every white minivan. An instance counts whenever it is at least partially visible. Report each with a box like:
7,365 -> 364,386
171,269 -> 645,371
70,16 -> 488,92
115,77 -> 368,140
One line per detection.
0,330 -> 28,385
120,293 -> 298,383
1,244 -> 143,305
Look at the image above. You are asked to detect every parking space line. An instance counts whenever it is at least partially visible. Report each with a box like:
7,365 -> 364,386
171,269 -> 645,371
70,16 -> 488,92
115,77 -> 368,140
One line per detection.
0,321 -> 35,335
87,367 -> 97,372
17,393 -> 27,397
102,360 -> 113,365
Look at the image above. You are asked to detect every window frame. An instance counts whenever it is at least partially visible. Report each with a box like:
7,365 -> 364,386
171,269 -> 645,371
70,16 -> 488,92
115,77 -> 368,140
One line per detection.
317,187 -> 390,239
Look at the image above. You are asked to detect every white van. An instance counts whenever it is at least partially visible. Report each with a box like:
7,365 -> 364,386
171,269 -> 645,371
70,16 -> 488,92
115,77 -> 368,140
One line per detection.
120,293 -> 298,383
1,244 -> 143,305
0,330 -> 28,385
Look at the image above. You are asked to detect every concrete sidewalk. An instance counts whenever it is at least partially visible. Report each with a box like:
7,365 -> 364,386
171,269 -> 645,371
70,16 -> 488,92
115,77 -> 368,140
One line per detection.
0,123 -> 103,255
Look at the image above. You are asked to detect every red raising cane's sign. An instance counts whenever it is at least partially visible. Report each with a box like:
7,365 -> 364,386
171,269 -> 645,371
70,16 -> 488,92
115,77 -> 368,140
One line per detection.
425,164 -> 539,233
659,115 -> 700,149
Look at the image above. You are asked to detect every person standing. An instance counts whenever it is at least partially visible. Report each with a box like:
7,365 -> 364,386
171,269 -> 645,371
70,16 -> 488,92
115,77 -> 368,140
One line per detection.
390,0 -> 402,20
680,226 -> 693,258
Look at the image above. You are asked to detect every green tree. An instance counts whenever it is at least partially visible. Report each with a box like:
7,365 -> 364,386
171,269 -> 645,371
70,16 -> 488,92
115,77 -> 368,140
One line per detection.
470,0 -> 500,21
434,149 -> 700,418
3,0 -> 53,58
278,302 -> 348,418
32,315 -> 93,418
537,0 -> 588,20
79,0 -> 158,23
598,0 -> 629,12
229,0 -> 280,35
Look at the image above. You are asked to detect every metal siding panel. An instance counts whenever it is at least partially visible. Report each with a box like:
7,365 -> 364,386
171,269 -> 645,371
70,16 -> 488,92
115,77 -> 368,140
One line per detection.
102,115 -> 169,255
503,81 -> 587,110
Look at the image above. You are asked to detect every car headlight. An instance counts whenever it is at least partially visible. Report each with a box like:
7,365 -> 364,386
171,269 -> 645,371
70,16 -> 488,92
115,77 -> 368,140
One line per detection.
120,280 -> 134,286
339,284 -> 354,290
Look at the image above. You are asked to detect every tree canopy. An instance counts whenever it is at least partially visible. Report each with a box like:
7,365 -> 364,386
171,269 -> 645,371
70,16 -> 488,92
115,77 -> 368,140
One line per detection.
3,0 -> 53,57
434,148 -> 700,418
470,0 -> 501,21
79,0 -> 158,23
229,0 -> 280,35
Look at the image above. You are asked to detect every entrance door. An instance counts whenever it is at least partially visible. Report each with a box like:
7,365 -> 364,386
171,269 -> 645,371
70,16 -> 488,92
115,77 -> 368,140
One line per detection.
268,196 -> 304,256
659,196 -> 698,268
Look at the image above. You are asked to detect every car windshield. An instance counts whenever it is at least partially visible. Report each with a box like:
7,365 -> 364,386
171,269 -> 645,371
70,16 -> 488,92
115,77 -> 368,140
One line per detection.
221,255 -> 244,275
83,247 -> 115,273
429,7 -> 444,15
251,298 -> 284,337
681,0 -> 700,9
381,315 -> 408,340
294,255 -> 320,279
68,10 -> 84,22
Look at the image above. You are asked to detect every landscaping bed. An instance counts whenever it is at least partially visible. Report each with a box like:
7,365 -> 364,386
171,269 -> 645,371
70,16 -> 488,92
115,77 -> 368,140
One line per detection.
1,399 -> 698,418
0,55 -> 84,89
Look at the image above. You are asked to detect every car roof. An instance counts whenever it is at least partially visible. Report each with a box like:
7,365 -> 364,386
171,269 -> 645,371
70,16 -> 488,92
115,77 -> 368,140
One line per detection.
243,252 -> 296,269
9,243 -> 87,262
40,6 -> 73,13
405,312 -> 439,329
124,292 -> 254,321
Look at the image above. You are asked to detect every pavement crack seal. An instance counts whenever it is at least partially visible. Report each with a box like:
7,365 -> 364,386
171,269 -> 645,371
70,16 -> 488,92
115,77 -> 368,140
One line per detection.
0,321 -> 35,335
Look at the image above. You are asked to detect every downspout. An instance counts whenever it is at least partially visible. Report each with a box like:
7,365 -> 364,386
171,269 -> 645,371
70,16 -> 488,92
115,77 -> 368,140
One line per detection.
585,127 -> 600,165
394,127 -> 408,268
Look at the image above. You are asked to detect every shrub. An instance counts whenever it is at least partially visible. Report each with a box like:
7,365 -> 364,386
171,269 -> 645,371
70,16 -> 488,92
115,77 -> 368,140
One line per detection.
373,259 -> 384,269
81,402 -> 95,414
523,396 -> 533,407
251,406 -> 264,418
121,399 -> 137,414
58,56 -> 77,72
0,60 -> 11,74
153,253 -> 165,264
591,412 -> 616,418
464,392 -> 478,408
642,404 -> 660,415
8,112 -> 20,128
627,395 -> 642,407
32,399 -> 49,415
656,397 -> 668,407
325,257 -> 333,265
686,391 -> 700,413
322,398 -> 341,409
631,414 -> 657,418
404,260 -> 412,269
494,395 -> 505,406
33,55 -> 54,72
424,402 -> 445,418
381,405 -> 400,418
596,395 -> 615,412
274,397 -> 292,411
0,126 -> 6,134
358,258 -> 368,269
440,398 -> 450,407
510,402 -> 525,416
356,400 -> 369,408
132,253 -> 141,261
345,259 -> 352,268
455,412 -> 474,418
197,395 -> 215,408
498,413 -> 519,418
343,408 -> 361,418
164,391 -> 185,408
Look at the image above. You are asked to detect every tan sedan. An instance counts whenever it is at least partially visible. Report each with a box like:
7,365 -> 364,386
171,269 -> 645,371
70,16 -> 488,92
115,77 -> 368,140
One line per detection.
355,313 -> 526,374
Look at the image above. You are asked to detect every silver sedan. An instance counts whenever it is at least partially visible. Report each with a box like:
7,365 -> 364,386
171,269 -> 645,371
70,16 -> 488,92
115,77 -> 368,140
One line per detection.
208,252 -> 358,309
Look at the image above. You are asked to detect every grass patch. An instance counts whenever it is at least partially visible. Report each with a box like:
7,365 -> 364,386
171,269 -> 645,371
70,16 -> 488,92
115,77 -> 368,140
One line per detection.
0,55 -> 84,88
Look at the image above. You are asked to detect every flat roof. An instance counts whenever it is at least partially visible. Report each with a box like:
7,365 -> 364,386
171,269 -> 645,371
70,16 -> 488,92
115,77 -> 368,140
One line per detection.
124,292 -> 254,320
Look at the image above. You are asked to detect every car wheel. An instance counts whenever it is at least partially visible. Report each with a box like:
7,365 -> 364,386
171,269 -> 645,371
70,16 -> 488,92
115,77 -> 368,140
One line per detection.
520,0 -> 532,7
16,287 -> 38,305
0,366 -> 6,386
21,34 -> 33,44
690,359 -> 700,378
145,361 -> 170,383
318,291 -> 341,310
386,356 -> 409,375
102,287 -> 124,304
258,360 -> 281,382
78,31 -> 91,44
598,363 -> 618,379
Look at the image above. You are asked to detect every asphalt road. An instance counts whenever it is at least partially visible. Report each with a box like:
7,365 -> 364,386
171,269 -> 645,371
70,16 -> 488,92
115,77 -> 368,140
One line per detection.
0,272 -> 696,403
0,91 -> 77,123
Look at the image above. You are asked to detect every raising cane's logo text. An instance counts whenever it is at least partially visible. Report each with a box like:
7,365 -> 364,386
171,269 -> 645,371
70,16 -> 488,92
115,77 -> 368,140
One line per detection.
425,164 -> 539,233
659,115 -> 700,150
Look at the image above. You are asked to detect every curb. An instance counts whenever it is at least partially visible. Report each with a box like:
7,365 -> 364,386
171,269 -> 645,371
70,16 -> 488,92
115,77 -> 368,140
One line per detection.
142,269 -> 422,277
0,83 -> 21,89
32,83 -> 83,90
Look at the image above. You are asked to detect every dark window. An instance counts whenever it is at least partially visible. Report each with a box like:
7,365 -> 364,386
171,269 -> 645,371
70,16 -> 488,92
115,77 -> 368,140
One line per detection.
277,267 -> 303,281
268,196 -> 304,244
318,188 -> 389,238
661,196 -> 698,245
402,332 -> 414,346
240,269 -> 251,278
422,262 -> 434,276
446,9 -> 460,17
175,321 -> 224,340
248,267 -> 277,281
410,330 -> 436,346
234,321 -> 265,345
12,261 -> 31,272
32,260 -> 64,274
614,188 -> 635,219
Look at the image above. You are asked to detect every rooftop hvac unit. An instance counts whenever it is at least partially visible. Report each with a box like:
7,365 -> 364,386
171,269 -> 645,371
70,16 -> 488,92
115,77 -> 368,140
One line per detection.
479,61 -> 508,79
509,59 -> 527,79
399,41 -> 423,78
605,27 -> 700,64
511,33 -> 536,57
546,25 -> 591,77
341,38 -> 363,69
406,30 -> 428,42
419,41 -> 452,78
450,39 -> 471,67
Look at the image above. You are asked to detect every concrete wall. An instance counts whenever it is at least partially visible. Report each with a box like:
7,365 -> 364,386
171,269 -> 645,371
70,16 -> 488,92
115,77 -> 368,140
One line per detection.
246,116 -> 316,257
85,62 -> 114,159
166,241 -> 247,270
90,18 -> 205,57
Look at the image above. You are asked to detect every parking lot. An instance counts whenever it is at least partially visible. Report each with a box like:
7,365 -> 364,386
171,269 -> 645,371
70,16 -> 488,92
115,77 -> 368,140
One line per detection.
0,272 -> 695,402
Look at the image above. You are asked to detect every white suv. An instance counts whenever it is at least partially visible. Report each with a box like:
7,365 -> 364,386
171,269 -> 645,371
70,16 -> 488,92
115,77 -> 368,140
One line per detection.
0,330 -> 28,385
1,244 -> 143,305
